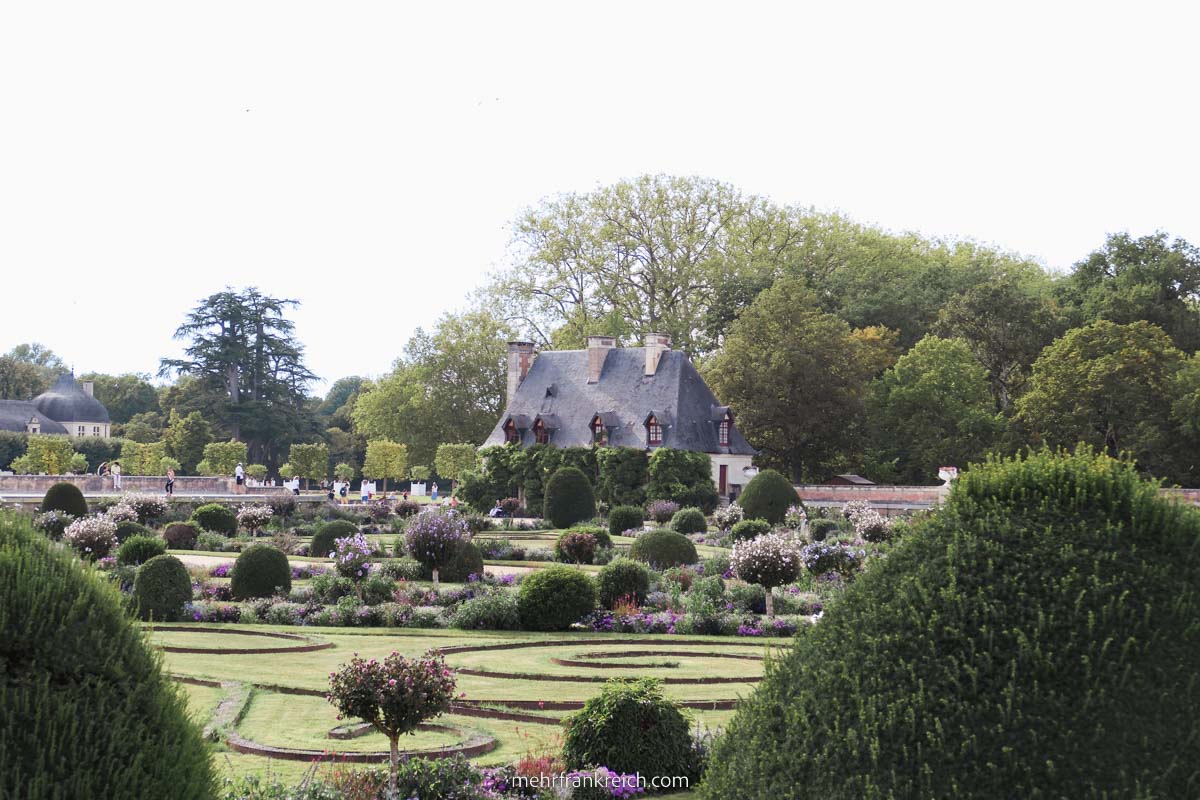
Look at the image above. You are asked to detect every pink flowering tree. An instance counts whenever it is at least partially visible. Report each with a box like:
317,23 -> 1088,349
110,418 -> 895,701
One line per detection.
730,532 -> 802,617
331,532 -> 375,601
326,650 -> 457,794
403,508 -> 470,589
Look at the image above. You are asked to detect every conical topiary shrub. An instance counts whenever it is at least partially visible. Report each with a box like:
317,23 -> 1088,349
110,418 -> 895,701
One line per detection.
702,448 -> 1200,799
0,513 -> 215,799
543,466 -> 597,529
736,469 -> 795,525
40,481 -> 88,518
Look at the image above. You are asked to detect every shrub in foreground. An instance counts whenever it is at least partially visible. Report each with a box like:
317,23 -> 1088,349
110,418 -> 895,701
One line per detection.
703,448 -> 1200,799
40,481 -> 88,518
597,557 -> 652,608
190,503 -> 237,536
730,518 -> 772,542
116,534 -> 167,566
607,504 -> 644,537
449,591 -> 521,630
132,554 -> 193,621
670,507 -> 708,534
311,519 -> 358,559
163,522 -> 199,550
518,565 -> 597,631
629,528 -> 698,568
230,543 -> 292,600
555,531 -> 597,564
0,513 -> 215,798
737,469 -> 796,525
543,466 -> 597,529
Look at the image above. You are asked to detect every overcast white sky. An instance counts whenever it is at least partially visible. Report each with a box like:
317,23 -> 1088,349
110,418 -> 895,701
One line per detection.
2,1 -> 1197,392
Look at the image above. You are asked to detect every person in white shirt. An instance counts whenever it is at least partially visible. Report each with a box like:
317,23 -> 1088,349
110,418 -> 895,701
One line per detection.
235,462 -> 246,494
111,460 -> 122,490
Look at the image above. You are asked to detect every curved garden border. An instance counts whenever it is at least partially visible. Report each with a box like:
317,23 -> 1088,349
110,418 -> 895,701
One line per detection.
551,650 -> 764,670
149,625 -> 334,655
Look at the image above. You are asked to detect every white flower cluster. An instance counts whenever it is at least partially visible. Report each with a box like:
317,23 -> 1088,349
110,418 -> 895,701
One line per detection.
63,515 -> 118,558
237,504 -> 274,532
712,503 -> 744,532
121,492 -> 167,521
844,501 -> 893,543
783,504 -> 808,531
104,501 -> 138,525
730,531 -> 803,589
841,500 -> 871,521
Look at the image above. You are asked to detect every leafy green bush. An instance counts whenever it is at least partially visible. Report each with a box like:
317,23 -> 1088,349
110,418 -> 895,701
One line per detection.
595,446 -> 650,506
230,543 -> 292,600
41,481 -> 88,518
379,557 -> 423,581
703,448 -> 1200,799
310,519 -> 357,559
808,518 -> 839,541
554,531 -> 597,564
730,518 -> 771,541
646,448 -> 719,512
449,591 -> 521,630
132,555 -> 193,621
190,502 -> 237,536
629,529 -> 698,568
194,531 -> 230,553
564,678 -> 698,781
543,466 -> 597,529
670,507 -> 708,534
568,525 -> 612,549
0,513 -> 215,798
736,469 -> 796,525
418,541 -> 484,583
517,565 -> 597,631
116,534 -> 167,566
163,522 -> 198,550
607,504 -> 645,537
114,520 -> 153,544
597,557 -> 652,608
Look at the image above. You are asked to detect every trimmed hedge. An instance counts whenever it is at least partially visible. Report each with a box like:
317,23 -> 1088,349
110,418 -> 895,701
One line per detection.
629,529 -> 698,568
730,518 -> 771,542
114,520 -> 153,544
230,543 -> 291,600
670,507 -> 708,534
190,503 -> 236,536
555,531 -> 597,565
0,513 -> 216,798
310,519 -> 357,560
702,449 -> 1200,799
564,678 -> 698,781
568,525 -> 612,549
418,541 -> 485,583
518,565 -> 597,631
163,522 -> 199,550
132,555 -> 192,621
116,534 -> 167,566
597,557 -> 652,608
608,505 -> 645,537
41,481 -> 88,518
543,466 -> 597,529
737,470 -> 795,525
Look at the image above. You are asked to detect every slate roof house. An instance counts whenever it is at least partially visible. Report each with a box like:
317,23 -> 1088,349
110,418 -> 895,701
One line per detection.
0,374 -> 112,438
482,334 -> 756,500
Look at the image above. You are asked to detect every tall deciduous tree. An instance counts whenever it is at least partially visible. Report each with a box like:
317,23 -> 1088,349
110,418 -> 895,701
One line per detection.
159,287 -> 319,465
434,444 -> 477,489
1016,320 -> 1184,477
0,343 -> 66,400
363,440 -> 408,496
162,410 -> 213,474
866,336 -> 1005,484
704,278 -> 897,481
78,373 -> 159,424
288,442 -> 329,488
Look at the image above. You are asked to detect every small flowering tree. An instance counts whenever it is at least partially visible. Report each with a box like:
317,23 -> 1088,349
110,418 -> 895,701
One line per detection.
237,504 -> 274,536
33,510 -> 75,540
852,508 -> 893,543
842,500 -> 871,522
326,650 -> 457,796
63,515 -> 118,560
121,492 -> 169,524
404,508 -> 470,589
730,532 -> 802,617
783,504 -> 807,532
800,542 -> 866,579
712,503 -> 744,533
104,501 -> 138,525
331,532 -> 374,600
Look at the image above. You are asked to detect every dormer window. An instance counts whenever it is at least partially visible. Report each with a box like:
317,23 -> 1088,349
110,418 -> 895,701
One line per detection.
26,417 -> 40,435
718,411 -> 733,447
646,415 -> 663,447
503,419 -> 520,444
590,415 -> 609,446
533,418 -> 549,445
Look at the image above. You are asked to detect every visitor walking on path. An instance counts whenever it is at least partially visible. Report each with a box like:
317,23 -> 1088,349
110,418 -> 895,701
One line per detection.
431,482 -> 439,501
111,461 -> 122,490
235,462 -> 245,494
361,479 -> 370,503
165,467 -> 175,496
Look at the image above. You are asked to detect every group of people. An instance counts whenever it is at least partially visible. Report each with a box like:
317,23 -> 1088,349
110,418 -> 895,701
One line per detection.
96,460 -> 122,490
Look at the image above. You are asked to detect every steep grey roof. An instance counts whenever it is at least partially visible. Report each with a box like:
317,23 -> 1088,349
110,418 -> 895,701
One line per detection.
484,347 -> 756,455
33,374 -> 110,424
0,401 -> 69,435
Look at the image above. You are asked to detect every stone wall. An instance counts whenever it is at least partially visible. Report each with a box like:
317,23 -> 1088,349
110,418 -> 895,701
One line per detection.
0,474 -> 239,495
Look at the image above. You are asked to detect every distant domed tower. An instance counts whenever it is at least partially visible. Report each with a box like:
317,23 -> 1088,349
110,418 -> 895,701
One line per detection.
33,374 -> 111,438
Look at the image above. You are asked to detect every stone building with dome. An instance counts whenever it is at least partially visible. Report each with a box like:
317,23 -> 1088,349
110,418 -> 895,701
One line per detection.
0,374 -> 112,438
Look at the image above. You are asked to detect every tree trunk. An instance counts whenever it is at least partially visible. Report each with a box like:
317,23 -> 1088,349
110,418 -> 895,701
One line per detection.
382,476 -> 388,499
388,735 -> 400,797
765,588 -> 775,618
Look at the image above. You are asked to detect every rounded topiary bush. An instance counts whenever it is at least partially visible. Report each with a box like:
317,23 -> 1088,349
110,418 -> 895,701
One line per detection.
132,554 -> 193,621
670,507 -> 707,534
736,469 -> 796,525
517,565 -> 597,631
116,534 -> 167,566
608,505 -> 645,538
555,531 -> 597,564
230,543 -> 292,600
310,519 -> 358,560
163,522 -> 199,550
41,481 -> 88,518
418,541 -> 485,583
564,678 -> 698,781
628,528 -> 698,568
568,525 -> 612,549
730,518 -> 772,542
543,466 -> 596,529
808,518 -> 839,541
0,513 -> 215,798
190,503 -> 237,536
703,449 -> 1200,800
597,557 -> 652,608
114,520 -> 153,544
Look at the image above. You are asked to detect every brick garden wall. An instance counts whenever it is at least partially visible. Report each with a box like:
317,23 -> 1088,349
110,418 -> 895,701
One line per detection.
0,474 -> 240,495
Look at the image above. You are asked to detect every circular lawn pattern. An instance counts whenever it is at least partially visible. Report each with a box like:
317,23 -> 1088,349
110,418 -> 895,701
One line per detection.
149,626 -> 334,655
